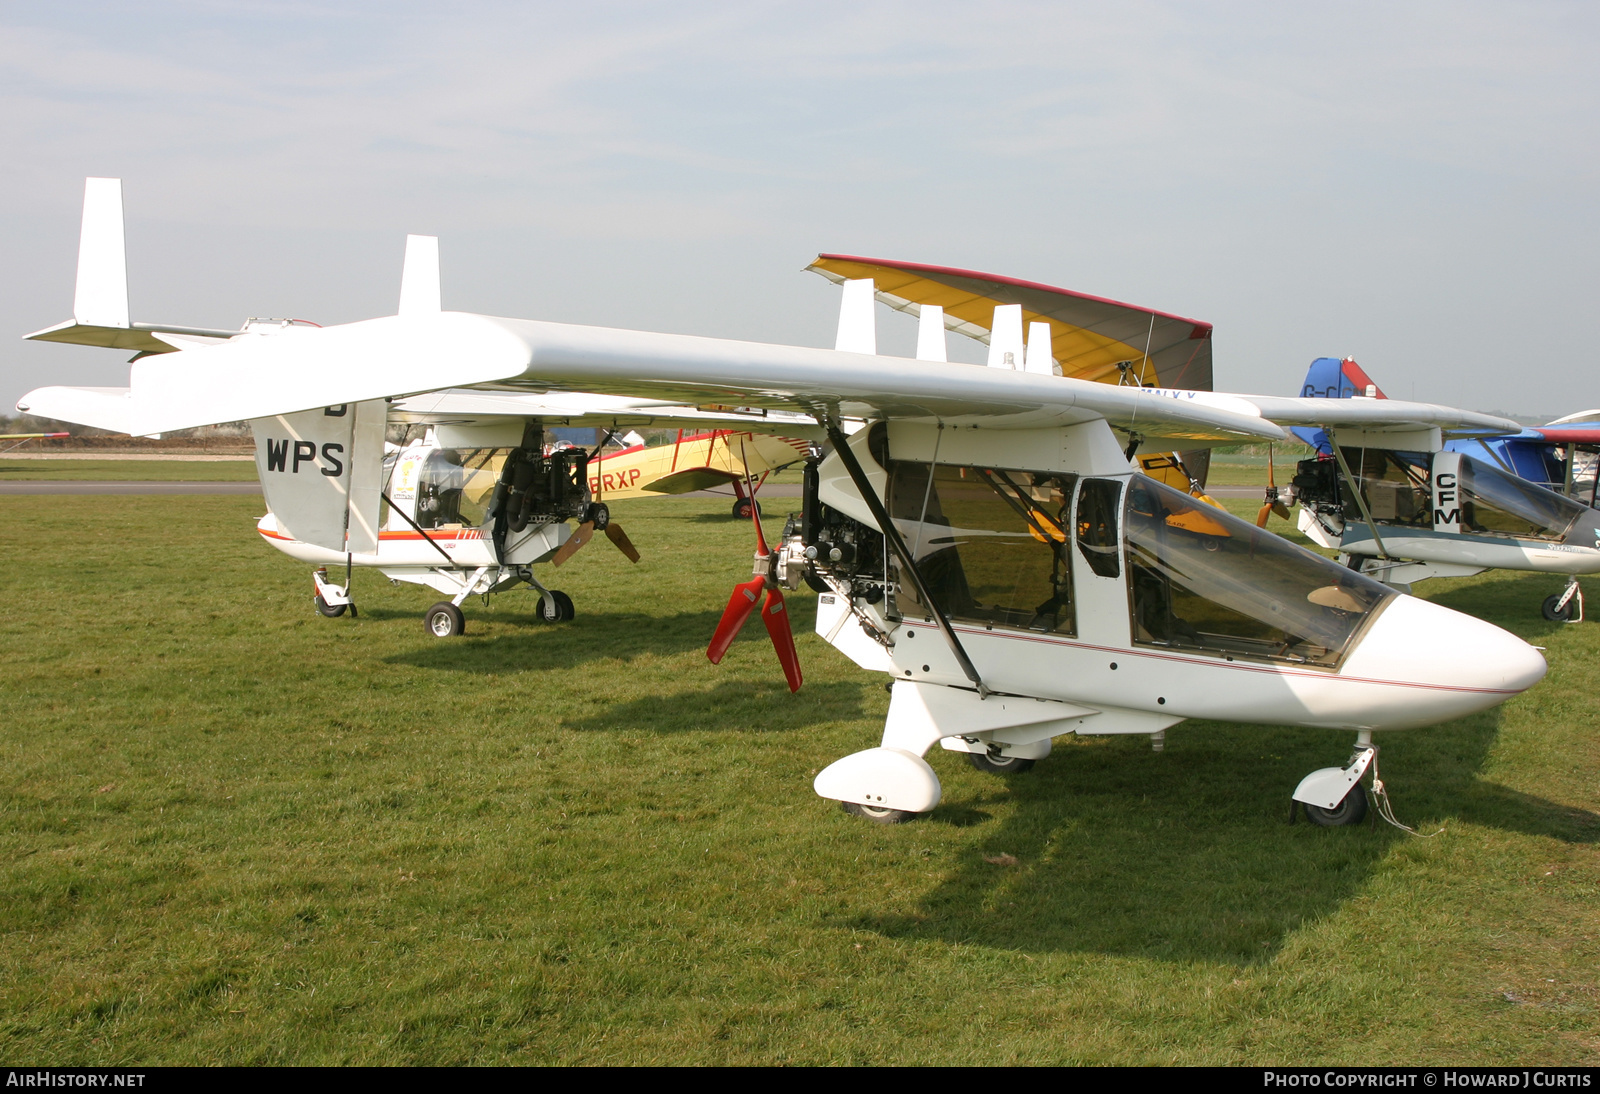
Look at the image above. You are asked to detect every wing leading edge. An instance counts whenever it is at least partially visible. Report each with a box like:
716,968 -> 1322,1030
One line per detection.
18,310 -> 1284,445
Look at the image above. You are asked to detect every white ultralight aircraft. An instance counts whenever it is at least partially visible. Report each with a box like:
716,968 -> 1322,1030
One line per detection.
18,179 -> 1548,828
26,179 -> 820,636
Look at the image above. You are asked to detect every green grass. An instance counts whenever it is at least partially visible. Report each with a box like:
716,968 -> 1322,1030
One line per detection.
0,459 -> 257,481
0,495 -> 1596,1064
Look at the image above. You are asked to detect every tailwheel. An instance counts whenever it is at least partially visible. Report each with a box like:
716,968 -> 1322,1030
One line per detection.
537,590 -> 576,622
966,751 -> 1036,775
424,601 -> 466,638
843,801 -> 914,825
732,497 -> 762,520
314,595 -> 347,618
1304,786 -> 1369,827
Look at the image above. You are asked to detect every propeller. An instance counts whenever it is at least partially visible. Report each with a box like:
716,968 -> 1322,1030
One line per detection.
1256,444 -> 1293,528
706,456 -> 802,692
551,434 -> 642,567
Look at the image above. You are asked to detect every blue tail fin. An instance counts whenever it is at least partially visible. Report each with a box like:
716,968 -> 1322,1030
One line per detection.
1293,356 -> 1387,452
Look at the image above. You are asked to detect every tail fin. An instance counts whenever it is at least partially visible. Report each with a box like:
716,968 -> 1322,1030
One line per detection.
1294,356 -> 1387,451
24,177 -> 237,353
1299,356 -> 1386,400
73,178 -> 130,329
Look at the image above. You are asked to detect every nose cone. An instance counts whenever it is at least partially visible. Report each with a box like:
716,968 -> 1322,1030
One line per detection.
1339,595 -> 1547,728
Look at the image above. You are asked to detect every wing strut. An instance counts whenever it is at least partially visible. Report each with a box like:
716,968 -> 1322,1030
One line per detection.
824,423 -> 990,698
1326,430 -> 1390,560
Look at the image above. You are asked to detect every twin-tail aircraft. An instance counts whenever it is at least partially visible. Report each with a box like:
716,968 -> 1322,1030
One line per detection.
26,179 -> 818,636
1261,356 -> 1600,622
18,181 -> 1549,828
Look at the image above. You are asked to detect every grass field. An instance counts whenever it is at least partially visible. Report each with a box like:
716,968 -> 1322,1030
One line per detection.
0,459 -> 257,482
1,493 -> 1596,1065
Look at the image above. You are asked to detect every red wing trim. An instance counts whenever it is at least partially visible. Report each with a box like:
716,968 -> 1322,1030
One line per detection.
1531,428 -> 1600,444
815,253 -> 1213,334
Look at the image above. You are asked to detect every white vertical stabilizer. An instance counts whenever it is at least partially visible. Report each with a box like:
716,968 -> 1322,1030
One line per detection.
915,304 -> 947,362
1025,321 -> 1055,375
987,304 -> 1024,369
399,235 -> 441,316
835,278 -> 876,355
74,178 -> 129,329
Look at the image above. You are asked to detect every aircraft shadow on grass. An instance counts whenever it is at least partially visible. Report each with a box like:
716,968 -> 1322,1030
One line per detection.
853,707 -> 1598,966
559,678 -> 870,736
380,609 -> 729,675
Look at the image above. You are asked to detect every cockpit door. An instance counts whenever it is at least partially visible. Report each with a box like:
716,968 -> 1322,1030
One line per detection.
1071,476 -> 1131,646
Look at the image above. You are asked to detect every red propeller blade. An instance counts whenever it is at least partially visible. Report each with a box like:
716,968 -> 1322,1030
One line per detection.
761,587 -> 803,692
707,575 -> 766,664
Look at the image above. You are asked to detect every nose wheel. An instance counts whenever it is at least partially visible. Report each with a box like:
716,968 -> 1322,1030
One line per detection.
1303,786 -> 1369,827
1542,577 -> 1583,622
1292,733 -> 1376,827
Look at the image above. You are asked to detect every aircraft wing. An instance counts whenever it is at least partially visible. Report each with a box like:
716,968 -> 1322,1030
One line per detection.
17,311 -> 1283,444
389,390 -> 827,440
1236,396 -> 1520,437
807,254 -> 1213,390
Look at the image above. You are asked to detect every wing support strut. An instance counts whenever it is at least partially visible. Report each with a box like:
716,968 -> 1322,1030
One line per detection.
1327,430 -> 1390,560
824,422 -> 989,698
380,491 -> 456,564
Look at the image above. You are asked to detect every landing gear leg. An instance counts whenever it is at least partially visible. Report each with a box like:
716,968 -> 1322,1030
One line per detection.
1542,577 -> 1584,622
312,567 -> 351,618
1291,731 -> 1374,827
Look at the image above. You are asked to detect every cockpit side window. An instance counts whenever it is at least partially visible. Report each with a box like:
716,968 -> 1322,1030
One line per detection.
415,447 -> 507,530
887,462 -> 1078,635
1124,475 -> 1391,668
1338,448 -> 1431,526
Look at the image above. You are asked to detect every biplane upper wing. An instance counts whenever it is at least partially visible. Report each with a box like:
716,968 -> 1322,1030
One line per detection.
18,310 -> 1283,445
806,254 -> 1213,391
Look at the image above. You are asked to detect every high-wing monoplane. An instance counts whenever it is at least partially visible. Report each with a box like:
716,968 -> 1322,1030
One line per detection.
25,179 -> 818,636
1261,356 -> 1600,622
18,182 -> 1550,828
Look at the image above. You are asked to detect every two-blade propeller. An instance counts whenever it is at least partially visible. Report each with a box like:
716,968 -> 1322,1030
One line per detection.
706,472 -> 802,693
1256,444 -> 1293,528
552,505 -> 640,566
553,433 -> 642,567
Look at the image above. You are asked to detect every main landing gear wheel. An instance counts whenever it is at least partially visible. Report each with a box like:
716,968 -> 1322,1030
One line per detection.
538,590 -> 576,623
843,801 -> 914,825
424,601 -> 466,638
1542,593 -> 1576,622
967,752 -> 1036,775
732,497 -> 762,520
1304,786 -> 1369,827
314,595 -> 347,618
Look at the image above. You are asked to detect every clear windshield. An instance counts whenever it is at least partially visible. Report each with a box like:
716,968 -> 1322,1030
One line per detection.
1458,455 -> 1586,540
1125,476 -> 1392,667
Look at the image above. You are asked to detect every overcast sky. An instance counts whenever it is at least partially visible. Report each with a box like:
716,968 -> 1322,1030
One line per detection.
2,1 -> 1595,416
